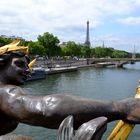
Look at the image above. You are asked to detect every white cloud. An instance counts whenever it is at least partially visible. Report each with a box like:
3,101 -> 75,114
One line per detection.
117,17 -> 140,25
0,0 -> 140,51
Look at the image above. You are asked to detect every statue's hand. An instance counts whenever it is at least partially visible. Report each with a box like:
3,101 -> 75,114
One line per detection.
122,98 -> 140,124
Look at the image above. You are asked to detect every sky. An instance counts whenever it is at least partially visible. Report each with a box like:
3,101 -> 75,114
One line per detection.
0,0 -> 140,52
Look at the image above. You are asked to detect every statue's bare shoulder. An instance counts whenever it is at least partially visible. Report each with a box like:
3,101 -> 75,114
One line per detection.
0,85 -> 26,97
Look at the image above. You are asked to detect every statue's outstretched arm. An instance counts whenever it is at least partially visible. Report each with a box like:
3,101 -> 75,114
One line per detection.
0,85 -> 139,129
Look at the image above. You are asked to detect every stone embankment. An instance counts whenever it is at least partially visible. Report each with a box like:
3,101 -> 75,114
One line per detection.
28,59 -> 96,81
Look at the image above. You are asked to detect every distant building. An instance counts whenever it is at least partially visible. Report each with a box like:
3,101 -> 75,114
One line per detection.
59,42 -> 67,48
0,35 -> 23,40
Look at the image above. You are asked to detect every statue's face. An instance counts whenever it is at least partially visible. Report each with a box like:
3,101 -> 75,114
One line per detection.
5,56 -> 30,85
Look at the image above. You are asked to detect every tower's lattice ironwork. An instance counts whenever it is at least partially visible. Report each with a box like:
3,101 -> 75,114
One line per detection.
84,21 -> 91,47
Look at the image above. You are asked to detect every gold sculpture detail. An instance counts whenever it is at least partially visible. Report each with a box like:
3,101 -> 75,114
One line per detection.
0,39 -> 28,55
0,39 -> 36,68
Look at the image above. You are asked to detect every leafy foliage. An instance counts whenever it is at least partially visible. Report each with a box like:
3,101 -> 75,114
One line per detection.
38,32 -> 60,58
81,45 -> 91,58
0,37 -> 12,47
94,47 -> 113,58
65,41 -> 81,57
112,50 -> 130,58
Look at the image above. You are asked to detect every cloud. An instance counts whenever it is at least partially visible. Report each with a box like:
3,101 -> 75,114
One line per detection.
0,0 -> 140,51
117,17 -> 140,25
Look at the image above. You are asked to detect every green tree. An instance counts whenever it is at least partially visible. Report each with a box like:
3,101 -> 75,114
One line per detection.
90,48 -> 95,58
20,40 -> 32,46
38,32 -> 60,58
94,47 -> 104,58
105,48 -> 113,57
28,41 -> 45,56
94,47 -> 113,58
0,37 -> 12,47
136,53 -> 140,58
65,41 -> 81,57
112,50 -> 129,58
81,45 -> 91,58
60,46 -> 67,56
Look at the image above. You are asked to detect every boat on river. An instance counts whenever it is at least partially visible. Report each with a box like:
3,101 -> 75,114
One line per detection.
27,67 -> 47,81
27,66 -> 78,81
45,66 -> 78,75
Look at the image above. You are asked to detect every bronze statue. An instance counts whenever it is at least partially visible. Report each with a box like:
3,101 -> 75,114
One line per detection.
0,40 -> 140,139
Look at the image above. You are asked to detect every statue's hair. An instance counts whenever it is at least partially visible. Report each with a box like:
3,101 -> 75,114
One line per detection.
0,51 -> 30,67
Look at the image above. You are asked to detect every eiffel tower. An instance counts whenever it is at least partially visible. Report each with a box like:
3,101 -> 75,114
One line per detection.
84,20 -> 91,47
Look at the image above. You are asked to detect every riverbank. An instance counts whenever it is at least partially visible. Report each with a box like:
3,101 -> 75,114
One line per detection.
28,64 -> 96,81
30,57 -> 128,81
28,66 -> 78,81
45,66 -> 78,75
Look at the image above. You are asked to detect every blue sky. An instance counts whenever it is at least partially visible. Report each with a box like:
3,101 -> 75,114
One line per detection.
0,0 -> 140,52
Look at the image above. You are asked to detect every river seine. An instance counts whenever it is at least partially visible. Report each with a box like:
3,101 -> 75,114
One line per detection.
13,63 -> 140,140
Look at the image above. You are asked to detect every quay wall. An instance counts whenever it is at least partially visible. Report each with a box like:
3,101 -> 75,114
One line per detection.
32,58 -> 140,69
34,59 -> 88,68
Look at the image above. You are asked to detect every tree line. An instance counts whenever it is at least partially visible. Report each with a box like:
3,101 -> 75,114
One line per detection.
0,32 -> 139,59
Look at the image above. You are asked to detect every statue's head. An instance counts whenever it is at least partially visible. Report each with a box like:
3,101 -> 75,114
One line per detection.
0,40 -> 31,85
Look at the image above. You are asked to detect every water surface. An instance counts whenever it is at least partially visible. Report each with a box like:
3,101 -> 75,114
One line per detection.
14,63 -> 140,140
